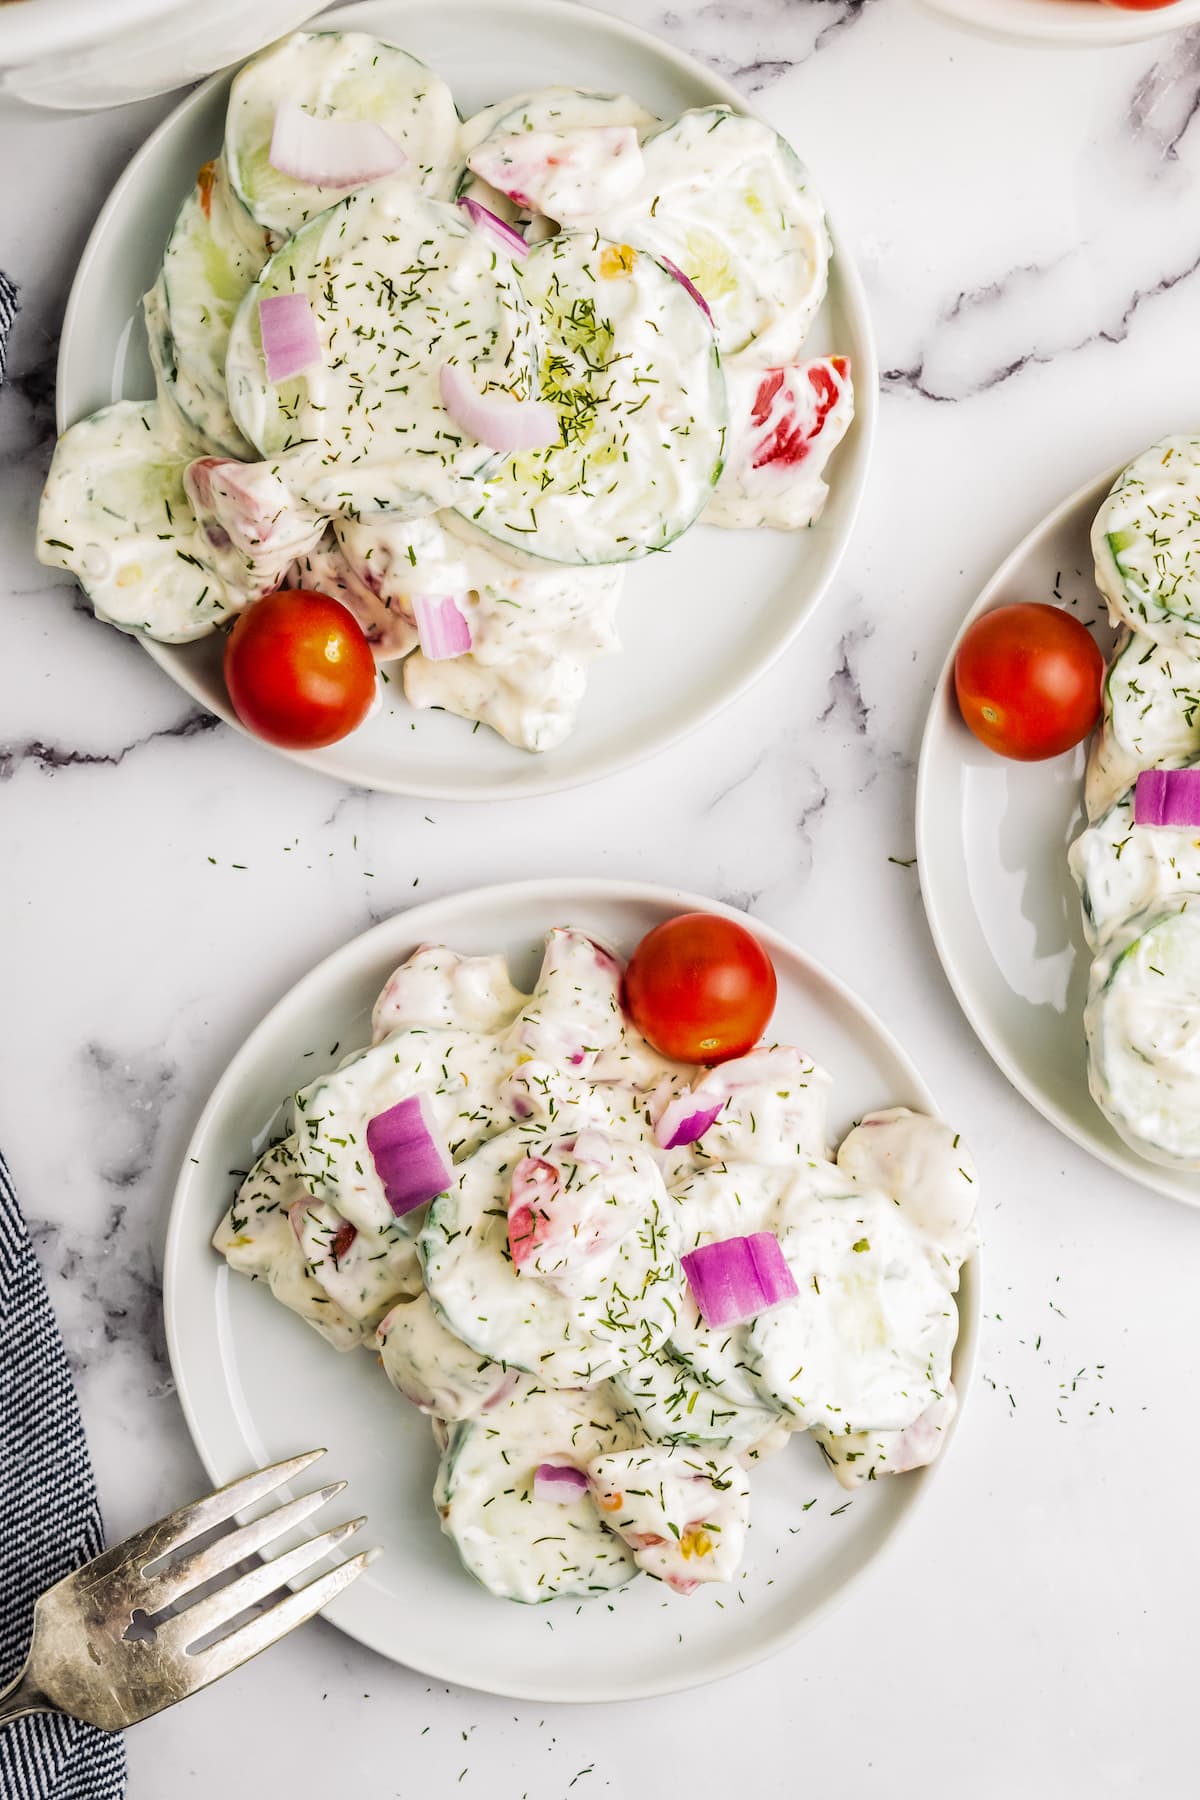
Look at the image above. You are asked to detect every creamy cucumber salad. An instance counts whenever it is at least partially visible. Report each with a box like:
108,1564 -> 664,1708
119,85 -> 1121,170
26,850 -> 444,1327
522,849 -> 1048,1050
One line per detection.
214,925 -> 976,1605
37,29 -> 855,758
1072,438 -> 1200,1167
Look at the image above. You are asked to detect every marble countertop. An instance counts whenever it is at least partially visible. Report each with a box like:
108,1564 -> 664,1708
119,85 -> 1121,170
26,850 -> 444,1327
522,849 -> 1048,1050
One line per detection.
3,1 -> 1200,1792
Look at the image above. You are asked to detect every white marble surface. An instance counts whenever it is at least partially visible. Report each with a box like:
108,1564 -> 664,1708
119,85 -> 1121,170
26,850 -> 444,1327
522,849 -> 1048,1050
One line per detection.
3,0 -> 1200,1792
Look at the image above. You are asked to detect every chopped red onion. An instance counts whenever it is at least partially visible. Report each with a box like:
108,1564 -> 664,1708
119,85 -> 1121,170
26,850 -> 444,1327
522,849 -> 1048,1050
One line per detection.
681,1232 -> 798,1328
654,1094 -> 724,1151
660,256 -> 713,324
412,594 -> 472,661
259,293 -> 322,384
438,362 -> 559,453
533,1462 -> 588,1504
269,100 -> 406,189
456,195 -> 529,258
365,1092 -> 452,1218
1134,767 -> 1200,828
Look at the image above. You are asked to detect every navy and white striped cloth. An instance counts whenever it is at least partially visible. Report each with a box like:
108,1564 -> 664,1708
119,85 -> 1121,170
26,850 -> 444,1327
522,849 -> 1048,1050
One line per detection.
0,276 -> 127,1796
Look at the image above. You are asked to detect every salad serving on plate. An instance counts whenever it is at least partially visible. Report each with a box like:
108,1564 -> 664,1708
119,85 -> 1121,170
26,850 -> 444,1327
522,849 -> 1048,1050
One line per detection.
212,910 -> 977,1606
38,26 -> 856,763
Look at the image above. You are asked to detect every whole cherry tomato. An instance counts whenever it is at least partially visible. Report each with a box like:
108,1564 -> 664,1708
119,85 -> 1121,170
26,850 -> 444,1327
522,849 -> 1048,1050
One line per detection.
224,590 -> 376,750
954,601 -> 1103,762
623,913 -> 777,1064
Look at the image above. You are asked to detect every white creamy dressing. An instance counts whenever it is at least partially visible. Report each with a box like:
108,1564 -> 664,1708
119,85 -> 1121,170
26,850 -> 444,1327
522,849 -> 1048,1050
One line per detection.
467,125 -> 644,223
224,31 -> 461,236
1085,900 -> 1200,1167
1078,444 -> 1200,1167
458,87 -> 658,223
1086,629 -> 1200,821
225,184 -> 542,518
1071,780 -> 1200,951
214,926 -> 976,1601
145,157 -> 272,459
599,107 -> 830,365
588,1445 -> 751,1592
331,510 -> 623,751
1093,437 -> 1200,642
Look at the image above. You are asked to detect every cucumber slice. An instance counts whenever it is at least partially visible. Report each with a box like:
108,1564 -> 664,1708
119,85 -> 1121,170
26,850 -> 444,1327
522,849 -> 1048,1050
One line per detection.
834,1108 -> 978,1281
745,1188 -> 956,1434
292,1024 -> 515,1236
1085,899 -> 1200,1167
36,401 -> 247,643
371,943 -> 530,1040
1086,629 -> 1200,821
419,1127 -> 684,1386
375,1290 -> 513,1419
1071,774 -> 1200,950
598,106 -> 829,364
225,186 -> 540,516
610,1344 -> 778,1450
225,31 -> 460,236
666,1160 -> 844,1413
1092,437 -> 1200,641
145,157 -> 272,458
212,1138 -> 370,1352
455,230 -> 725,565
433,1385 -> 638,1602
459,88 -> 657,221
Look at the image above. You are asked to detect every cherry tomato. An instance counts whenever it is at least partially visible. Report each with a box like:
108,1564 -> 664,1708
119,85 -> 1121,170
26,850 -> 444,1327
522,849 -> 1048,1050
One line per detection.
954,601 -> 1103,762
623,913 -> 777,1064
1099,1 -> 1178,10
224,590 -> 376,750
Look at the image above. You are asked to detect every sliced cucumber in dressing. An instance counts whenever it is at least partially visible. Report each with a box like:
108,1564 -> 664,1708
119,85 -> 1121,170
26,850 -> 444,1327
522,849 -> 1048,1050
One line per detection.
1086,629 -> 1200,821
434,1384 -> 638,1602
598,106 -> 830,365
1085,899 -> 1200,1167
1070,775 -> 1200,949
145,157 -> 272,459
225,185 -> 540,517
455,230 -> 725,565
36,401 -> 248,643
1092,437 -> 1200,642
225,31 -> 460,237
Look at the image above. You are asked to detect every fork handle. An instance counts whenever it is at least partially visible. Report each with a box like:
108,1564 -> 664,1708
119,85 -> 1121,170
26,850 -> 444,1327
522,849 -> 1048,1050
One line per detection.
0,1667 -> 51,1727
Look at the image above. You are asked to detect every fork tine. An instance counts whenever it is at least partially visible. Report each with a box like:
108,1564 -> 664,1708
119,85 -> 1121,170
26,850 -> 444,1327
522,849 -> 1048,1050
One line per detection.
183,1550 -> 374,1687
81,1450 -> 329,1586
157,1518 -> 366,1656
135,1482 -> 347,1615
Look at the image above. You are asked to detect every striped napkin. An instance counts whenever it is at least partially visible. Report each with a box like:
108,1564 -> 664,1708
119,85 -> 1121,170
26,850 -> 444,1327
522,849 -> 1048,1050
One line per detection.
0,279 -> 127,1797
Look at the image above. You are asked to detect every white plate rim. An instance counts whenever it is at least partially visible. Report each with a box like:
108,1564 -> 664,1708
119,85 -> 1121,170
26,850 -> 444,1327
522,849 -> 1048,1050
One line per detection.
913,457 -> 1200,1209
163,875 -> 981,1701
916,0 -> 1200,49
55,0 -> 877,804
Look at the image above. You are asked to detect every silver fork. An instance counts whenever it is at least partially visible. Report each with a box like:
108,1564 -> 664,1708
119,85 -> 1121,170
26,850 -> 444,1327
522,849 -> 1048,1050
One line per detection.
0,1449 -> 373,1732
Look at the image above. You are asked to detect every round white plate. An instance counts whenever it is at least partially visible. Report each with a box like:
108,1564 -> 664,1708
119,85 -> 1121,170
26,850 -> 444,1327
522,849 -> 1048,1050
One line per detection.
164,878 -> 979,1702
56,0 -> 875,801
917,0 -> 1200,49
916,465 -> 1200,1208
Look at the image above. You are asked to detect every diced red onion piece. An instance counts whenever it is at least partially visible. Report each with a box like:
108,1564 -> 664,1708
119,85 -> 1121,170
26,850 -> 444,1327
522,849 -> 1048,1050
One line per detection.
365,1092 -> 452,1218
533,1462 -> 588,1504
269,100 -> 407,189
259,294 -> 322,384
438,361 -> 559,452
1134,767 -> 1200,828
412,594 -> 472,661
456,195 -> 529,258
654,1094 -> 724,1151
681,1232 -> 798,1328
660,255 -> 713,323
